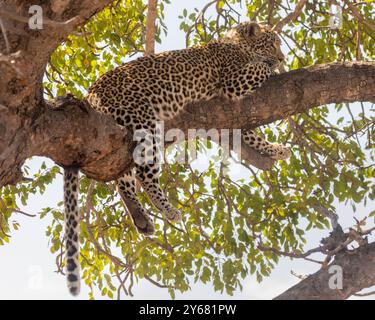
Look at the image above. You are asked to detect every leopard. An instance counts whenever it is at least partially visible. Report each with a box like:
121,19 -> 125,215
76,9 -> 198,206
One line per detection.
62,22 -> 291,295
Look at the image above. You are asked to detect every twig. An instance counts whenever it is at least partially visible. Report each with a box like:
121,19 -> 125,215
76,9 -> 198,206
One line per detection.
342,0 -> 375,33
0,198 -> 36,217
273,0 -> 308,32
258,243 -> 324,264
84,182 -> 127,268
144,274 -> 174,289
185,0 -> 216,44
312,205 -> 339,230
356,22 -> 362,61
14,209 -> 36,217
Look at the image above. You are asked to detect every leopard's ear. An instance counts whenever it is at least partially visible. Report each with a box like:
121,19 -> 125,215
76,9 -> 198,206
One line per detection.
245,22 -> 261,37
237,22 -> 262,38
225,22 -> 262,40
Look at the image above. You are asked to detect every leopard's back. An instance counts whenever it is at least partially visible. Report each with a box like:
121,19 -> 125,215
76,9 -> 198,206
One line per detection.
87,46 -> 223,125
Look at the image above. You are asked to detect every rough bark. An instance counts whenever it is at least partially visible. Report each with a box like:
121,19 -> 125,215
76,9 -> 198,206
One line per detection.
274,241 -> 375,300
0,0 -> 113,185
145,0 -> 157,55
2,62 -> 374,184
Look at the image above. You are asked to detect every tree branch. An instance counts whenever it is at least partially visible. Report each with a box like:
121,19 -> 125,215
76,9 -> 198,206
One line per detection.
273,0 -> 308,32
0,0 -> 114,186
342,0 -> 375,33
0,0 -> 113,110
274,241 -> 375,300
145,0 -> 157,55
1,62 -> 374,187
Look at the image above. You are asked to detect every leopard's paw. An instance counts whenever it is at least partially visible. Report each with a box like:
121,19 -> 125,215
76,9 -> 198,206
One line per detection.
131,209 -> 155,235
269,144 -> 291,160
165,207 -> 182,223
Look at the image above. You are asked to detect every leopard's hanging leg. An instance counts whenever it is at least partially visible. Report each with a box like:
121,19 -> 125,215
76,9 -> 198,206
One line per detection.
136,163 -> 182,223
242,129 -> 291,160
134,125 -> 181,223
117,170 -> 155,235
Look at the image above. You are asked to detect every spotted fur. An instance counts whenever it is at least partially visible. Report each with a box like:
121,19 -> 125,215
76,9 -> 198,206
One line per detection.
62,22 -> 291,295
63,167 -> 80,296
242,129 -> 291,160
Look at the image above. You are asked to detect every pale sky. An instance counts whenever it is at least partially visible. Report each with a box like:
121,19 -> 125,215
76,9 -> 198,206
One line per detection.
0,0 -> 373,300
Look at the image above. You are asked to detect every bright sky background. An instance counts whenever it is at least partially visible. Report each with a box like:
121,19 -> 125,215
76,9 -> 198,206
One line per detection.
0,0 -> 373,300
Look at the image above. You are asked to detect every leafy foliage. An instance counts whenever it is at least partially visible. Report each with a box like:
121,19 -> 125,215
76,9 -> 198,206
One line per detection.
1,0 -> 374,299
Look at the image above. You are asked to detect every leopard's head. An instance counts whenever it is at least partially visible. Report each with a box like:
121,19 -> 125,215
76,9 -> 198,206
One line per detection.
225,22 -> 285,70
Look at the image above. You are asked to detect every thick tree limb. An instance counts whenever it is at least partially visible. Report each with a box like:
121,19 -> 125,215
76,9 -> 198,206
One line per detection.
268,205 -> 375,300
0,0 -> 113,186
1,62 -> 375,186
274,241 -> 375,300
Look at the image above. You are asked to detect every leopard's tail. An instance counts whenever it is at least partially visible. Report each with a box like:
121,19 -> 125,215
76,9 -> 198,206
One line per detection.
63,166 -> 81,296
